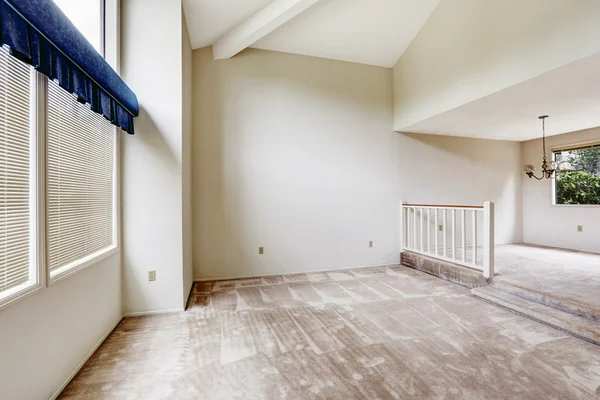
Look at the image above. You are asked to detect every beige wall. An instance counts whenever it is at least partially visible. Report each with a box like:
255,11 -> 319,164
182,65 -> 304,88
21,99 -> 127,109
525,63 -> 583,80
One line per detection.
0,255 -> 121,399
192,47 -> 523,280
182,12 -> 193,304
398,133 -> 523,245
121,0 -> 187,314
522,127 -> 600,253
393,0 -> 600,131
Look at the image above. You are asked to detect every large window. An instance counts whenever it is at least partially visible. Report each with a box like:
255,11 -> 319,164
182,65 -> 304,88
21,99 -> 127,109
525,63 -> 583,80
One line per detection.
554,144 -> 600,205
0,46 -> 39,303
0,0 -> 117,306
45,0 -> 116,283
47,79 -> 116,280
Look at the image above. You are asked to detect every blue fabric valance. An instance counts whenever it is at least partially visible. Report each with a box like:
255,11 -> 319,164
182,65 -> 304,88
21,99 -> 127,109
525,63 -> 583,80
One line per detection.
0,0 -> 139,134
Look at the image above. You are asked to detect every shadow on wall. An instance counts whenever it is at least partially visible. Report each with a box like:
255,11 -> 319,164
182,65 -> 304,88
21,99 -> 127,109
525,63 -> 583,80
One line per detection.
122,105 -> 183,311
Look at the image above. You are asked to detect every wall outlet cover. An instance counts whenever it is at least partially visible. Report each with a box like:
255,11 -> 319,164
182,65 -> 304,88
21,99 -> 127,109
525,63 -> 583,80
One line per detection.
369,241 -> 374,248
577,225 -> 583,232
259,247 -> 264,254
148,270 -> 156,281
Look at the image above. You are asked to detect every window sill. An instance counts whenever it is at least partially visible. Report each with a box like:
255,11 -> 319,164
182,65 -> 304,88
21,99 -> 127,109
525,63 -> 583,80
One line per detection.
0,281 -> 44,313
49,245 -> 119,286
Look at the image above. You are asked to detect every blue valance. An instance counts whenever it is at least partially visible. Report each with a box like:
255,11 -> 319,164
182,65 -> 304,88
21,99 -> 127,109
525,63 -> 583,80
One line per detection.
0,0 -> 139,134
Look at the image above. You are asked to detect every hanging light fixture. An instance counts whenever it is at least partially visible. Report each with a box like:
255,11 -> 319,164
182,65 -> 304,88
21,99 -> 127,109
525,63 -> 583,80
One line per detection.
524,115 -> 556,180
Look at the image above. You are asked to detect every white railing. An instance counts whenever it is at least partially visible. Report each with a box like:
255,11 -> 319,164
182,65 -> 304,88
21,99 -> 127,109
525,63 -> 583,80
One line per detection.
400,201 -> 494,278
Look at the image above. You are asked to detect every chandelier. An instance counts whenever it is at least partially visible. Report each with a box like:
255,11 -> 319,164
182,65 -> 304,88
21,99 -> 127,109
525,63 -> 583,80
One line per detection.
524,115 -> 556,180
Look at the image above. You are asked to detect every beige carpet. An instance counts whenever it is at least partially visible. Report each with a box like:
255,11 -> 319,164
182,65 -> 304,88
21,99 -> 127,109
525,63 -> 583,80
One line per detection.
495,244 -> 600,314
60,265 -> 600,399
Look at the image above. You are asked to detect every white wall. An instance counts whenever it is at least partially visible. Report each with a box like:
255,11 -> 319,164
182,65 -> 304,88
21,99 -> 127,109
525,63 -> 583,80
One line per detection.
121,0 -> 187,314
398,133 -> 522,246
393,0 -> 600,131
182,11 -> 193,305
0,255 -> 121,399
522,127 -> 600,253
192,47 -> 523,280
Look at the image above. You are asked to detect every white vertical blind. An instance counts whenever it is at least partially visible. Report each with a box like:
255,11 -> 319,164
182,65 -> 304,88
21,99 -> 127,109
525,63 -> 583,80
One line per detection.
0,46 -> 33,294
47,78 -> 115,273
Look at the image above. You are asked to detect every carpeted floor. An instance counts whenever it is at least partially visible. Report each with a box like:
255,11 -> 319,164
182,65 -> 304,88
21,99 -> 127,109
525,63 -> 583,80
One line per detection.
495,244 -> 600,314
60,264 -> 600,399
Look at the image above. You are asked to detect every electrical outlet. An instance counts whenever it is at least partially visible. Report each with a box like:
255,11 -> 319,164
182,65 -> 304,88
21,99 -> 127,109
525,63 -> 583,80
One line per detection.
259,247 -> 264,255
148,270 -> 156,281
438,225 -> 443,232
577,225 -> 583,232
369,241 -> 374,248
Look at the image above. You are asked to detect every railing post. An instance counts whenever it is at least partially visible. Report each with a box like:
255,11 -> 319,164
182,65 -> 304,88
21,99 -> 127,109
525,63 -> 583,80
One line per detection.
472,210 -> 477,267
483,201 -> 495,279
461,210 -> 466,263
443,209 -> 447,258
420,208 -> 424,252
434,209 -> 438,257
399,201 -> 405,254
427,208 -> 431,254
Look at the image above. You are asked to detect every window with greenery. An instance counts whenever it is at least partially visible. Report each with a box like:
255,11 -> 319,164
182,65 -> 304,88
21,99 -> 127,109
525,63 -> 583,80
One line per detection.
554,145 -> 600,205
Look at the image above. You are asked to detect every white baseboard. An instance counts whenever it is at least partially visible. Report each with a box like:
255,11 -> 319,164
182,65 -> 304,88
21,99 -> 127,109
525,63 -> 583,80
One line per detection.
193,261 -> 397,283
122,308 -> 184,317
49,315 -> 123,400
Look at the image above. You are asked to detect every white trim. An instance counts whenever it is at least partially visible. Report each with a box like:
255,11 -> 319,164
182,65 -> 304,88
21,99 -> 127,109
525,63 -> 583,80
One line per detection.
551,139 -> 600,153
48,315 -> 123,400
48,246 -> 119,286
36,72 -> 49,290
192,262 -> 397,283
122,308 -> 185,317
0,63 -> 46,311
0,282 -> 43,313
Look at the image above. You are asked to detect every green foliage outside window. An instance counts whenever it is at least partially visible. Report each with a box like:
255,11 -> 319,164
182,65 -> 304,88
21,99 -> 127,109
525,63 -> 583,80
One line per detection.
555,147 -> 600,205
556,171 -> 600,205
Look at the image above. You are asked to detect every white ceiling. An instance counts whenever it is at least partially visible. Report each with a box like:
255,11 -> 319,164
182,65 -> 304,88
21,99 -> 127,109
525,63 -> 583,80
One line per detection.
182,0 -> 440,68
183,0 -> 273,49
252,0 -> 440,68
402,53 -> 600,142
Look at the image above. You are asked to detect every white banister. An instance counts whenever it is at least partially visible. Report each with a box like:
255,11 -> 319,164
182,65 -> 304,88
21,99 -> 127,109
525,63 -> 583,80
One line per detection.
427,208 -> 431,253
400,201 -> 495,279
420,208 -> 424,252
411,208 -> 417,249
483,201 -> 495,278
472,210 -> 477,267
399,201 -> 405,253
434,209 -> 438,256
451,209 -> 456,260
461,210 -> 466,263
442,209 -> 447,258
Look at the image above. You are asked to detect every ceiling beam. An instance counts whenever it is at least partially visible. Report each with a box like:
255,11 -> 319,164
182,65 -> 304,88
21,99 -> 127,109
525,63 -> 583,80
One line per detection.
212,0 -> 322,60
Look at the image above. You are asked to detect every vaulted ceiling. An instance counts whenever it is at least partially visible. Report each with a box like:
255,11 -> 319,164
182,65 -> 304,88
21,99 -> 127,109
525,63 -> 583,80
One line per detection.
182,0 -> 440,68
182,0 -> 600,142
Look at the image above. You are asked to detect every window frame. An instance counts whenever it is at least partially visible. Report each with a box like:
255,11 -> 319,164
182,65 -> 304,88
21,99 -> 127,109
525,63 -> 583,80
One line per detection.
0,0 -> 120,308
0,70 -> 46,311
551,141 -> 600,208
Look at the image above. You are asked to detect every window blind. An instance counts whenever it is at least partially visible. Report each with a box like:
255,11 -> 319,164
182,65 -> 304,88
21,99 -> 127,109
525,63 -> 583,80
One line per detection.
0,45 -> 32,294
47,78 -> 115,274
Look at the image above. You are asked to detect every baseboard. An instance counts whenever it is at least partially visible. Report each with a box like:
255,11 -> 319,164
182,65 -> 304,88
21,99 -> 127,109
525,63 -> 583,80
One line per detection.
122,308 -> 184,317
515,242 -> 600,255
193,261 -> 397,283
49,314 -> 123,400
